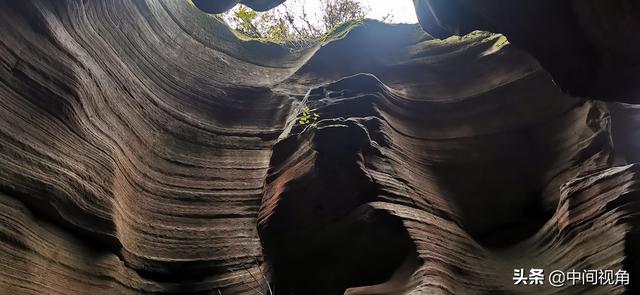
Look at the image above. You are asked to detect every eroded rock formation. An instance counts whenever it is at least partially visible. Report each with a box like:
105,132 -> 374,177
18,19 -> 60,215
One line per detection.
1,0 -> 639,294
413,0 -> 640,102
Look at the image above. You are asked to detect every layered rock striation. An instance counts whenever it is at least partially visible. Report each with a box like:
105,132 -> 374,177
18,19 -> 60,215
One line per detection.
0,0 -> 639,294
413,0 -> 640,102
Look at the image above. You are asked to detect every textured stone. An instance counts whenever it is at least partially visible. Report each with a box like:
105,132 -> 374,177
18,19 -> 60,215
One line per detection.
0,0 -> 639,294
414,0 -> 640,102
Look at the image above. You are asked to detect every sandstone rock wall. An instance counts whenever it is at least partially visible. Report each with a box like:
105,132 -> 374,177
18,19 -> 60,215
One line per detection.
414,0 -> 640,101
0,0 -> 639,294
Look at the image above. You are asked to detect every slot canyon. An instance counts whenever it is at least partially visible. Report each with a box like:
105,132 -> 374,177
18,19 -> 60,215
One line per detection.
0,0 -> 639,294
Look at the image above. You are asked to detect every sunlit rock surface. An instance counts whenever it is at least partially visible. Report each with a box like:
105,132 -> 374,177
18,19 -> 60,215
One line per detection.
0,0 -> 639,294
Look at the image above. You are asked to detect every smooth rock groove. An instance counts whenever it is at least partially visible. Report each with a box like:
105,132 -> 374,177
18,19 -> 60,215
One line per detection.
1,0 -> 640,294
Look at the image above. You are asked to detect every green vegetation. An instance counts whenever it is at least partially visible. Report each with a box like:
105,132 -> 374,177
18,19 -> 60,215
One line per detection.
298,106 -> 320,126
221,0 -> 372,45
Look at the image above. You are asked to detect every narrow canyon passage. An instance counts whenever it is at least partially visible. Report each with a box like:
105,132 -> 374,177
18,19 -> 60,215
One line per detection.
0,0 -> 639,294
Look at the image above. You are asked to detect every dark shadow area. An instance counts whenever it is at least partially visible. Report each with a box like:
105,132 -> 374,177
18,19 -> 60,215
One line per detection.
605,191 -> 640,295
429,129 -> 556,249
262,205 -> 417,295
260,122 -> 418,294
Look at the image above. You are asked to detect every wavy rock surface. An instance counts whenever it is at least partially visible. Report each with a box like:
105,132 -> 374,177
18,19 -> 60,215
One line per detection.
1,0 -> 639,294
413,0 -> 640,102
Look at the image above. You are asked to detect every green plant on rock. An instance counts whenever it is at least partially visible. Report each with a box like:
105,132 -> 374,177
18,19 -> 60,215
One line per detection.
298,106 -> 320,126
